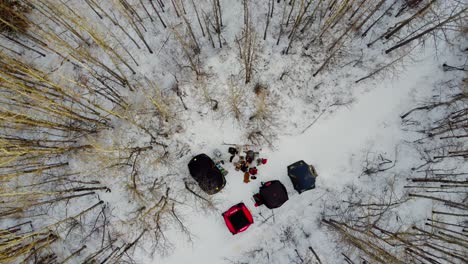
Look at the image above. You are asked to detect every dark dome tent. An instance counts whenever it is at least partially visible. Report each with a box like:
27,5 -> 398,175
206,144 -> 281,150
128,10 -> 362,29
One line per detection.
253,180 -> 289,209
287,160 -> 317,193
188,154 -> 226,195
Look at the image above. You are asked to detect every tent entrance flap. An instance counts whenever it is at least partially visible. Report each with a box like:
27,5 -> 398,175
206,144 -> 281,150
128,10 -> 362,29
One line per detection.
229,211 -> 250,231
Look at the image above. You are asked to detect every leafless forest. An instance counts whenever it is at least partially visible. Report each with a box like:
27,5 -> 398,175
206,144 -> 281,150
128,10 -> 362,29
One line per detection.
0,0 -> 466,263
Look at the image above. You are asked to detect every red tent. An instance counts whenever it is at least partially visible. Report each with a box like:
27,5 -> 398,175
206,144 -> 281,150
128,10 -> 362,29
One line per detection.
222,203 -> 254,234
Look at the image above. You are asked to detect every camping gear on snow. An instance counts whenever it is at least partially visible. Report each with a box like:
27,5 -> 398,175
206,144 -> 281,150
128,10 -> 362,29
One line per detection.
240,162 -> 249,173
245,150 -> 259,164
212,149 -> 227,175
245,150 -> 255,163
229,146 -> 266,184
253,180 -> 289,209
243,172 -> 250,183
222,203 -> 254,235
287,160 -> 318,193
248,167 -> 258,175
228,147 -> 238,155
228,147 -> 238,162
188,154 -> 226,195
257,158 -> 268,166
213,148 -> 222,159
215,162 -> 228,176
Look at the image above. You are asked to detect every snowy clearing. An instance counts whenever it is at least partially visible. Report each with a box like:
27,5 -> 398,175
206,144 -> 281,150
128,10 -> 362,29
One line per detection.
0,0 -> 466,263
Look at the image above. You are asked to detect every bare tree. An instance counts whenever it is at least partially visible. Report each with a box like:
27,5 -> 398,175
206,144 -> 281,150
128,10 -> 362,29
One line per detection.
237,0 -> 257,84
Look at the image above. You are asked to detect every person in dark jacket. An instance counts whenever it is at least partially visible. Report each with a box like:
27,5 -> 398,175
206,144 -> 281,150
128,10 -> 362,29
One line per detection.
228,147 -> 239,162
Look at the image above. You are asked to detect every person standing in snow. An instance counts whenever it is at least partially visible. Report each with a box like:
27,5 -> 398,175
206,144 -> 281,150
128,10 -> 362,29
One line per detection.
228,147 -> 239,162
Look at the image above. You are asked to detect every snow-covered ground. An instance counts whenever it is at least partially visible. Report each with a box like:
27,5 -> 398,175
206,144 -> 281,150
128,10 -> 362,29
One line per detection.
1,1 -> 466,263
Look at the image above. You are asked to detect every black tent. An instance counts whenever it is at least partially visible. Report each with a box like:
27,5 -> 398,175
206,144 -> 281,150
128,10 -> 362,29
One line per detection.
287,160 -> 317,193
253,180 -> 289,209
188,154 -> 226,194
